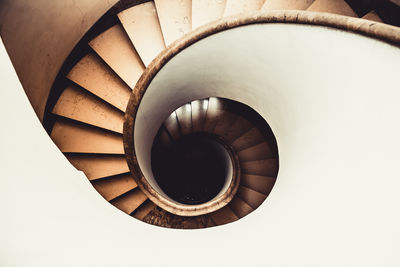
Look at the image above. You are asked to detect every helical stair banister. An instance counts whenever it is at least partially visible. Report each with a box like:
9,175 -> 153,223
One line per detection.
127,96 -> 278,218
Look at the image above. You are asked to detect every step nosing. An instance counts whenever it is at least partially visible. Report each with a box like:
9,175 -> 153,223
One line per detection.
52,113 -> 123,134
89,172 -> 133,181
240,184 -> 268,196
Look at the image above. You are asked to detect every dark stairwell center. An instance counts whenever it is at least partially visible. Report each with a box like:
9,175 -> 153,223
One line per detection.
150,97 -> 279,208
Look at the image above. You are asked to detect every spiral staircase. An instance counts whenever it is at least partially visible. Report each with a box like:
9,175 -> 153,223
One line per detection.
44,0 -> 287,228
1,0 -> 400,265
35,0 -> 398,229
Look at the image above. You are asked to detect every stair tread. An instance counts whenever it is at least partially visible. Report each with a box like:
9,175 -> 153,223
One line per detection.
66,53 -> 131,112
362,11 -> 383,23
111,189 -> 148,214
156,127 -> 173,149
118,1 -> 166,66
203,97 -> 225,132
307,0 -> 357,17
212,111 -> 239,138
210,205 -> 238,225
51,120 -> 124,154
224,0 -> 265,16
132,200 -> 157,220
175,104 -> 192,136
232,127 -> 265,151
262,0 -> 314,10
230,196 -> 254,218
164,112 -> 181,141
154,0 -> 192,46
66,154 -> 129,180
52,85 -> 124,133
192,0 -> 227,29
241,158 -> 279,177
92,173 -> 138,201
241,174 -> 276,195
237,185 -> 267,209
221,115 -> 253,143
191,99 -> 208,132
237,141 -> 275,161
89,24 -> 145,88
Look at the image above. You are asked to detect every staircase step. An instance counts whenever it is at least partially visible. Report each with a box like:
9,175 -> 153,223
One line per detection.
164,112 -> 181,141
154,0 -> 192,45
221,116 -> 253,143
210,205 -> 238,225
156,127 -> 173,149
203,97 -> 225,132
212,111 -> 239,138
241,174 -> 276,195
230,196 -> 254,218
232,127 -> 265,151
307,0 -> 357,17
192,0 -> 227,29
52,85 -> 124,133
362,11 -> 383,22
262,0 -> 314,10
66,53 -> 131,111
111,189 -> 148,214
92,173 -> 138,201
175,104 -> 192,135
66,154 -> 129,180
191,99 -> 208,132
237,141 -> 274,161
132,200 -> 157,220
118,1 -> 166,66
51,120 -> 124,154
205,216 -> 217,227
223,0 -> 265,16
237,186 -> 267,209
241,158 -> 279,177
89,24 -> 145,88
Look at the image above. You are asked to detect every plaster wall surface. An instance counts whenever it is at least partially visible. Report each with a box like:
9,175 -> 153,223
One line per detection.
0,0 -> 118,120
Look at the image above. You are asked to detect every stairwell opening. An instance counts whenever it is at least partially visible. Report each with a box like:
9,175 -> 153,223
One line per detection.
125,94 -> 279,218
152,133 -> 233,205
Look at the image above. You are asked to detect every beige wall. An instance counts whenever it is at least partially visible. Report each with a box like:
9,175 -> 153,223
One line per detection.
0,0 -> 118,121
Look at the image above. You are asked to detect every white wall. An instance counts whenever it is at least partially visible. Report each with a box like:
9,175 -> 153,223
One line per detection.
1,22 -> 400,267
